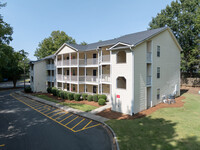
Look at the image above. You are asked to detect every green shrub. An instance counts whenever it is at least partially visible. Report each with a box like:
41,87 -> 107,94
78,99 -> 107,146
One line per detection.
98,98 -> 106,105
24,86 -> 32,93
87,95 -> 93,101
68,93 -> 74,100
47,87 -> 52,93
56,89 -> 61,97
63,91 -> 68,99
98,94 -> 107,101
74,94 -> 81,101
52,87 -> 57,96
60,91 -> 65,99
93,94 -> 98,102
82,93 -> 88,100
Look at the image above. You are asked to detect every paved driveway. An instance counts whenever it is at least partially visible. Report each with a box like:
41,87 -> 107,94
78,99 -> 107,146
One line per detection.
0,90 -> 112,150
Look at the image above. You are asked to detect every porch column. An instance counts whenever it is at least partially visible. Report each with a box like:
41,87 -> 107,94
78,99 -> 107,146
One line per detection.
77,52 -> 79,93
62,54 -> 63,66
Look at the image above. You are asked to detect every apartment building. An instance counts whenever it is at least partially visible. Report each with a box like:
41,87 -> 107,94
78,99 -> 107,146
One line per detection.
30,27 -> 181,115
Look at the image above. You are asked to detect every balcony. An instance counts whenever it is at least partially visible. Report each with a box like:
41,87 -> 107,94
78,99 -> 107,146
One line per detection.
147,52 -> 152,63
86,76 -> 98,82
102,55 -> 110,63
146,76 -> 152,86
63,75 -> 70,81
101,74 -> 110,82
57,74 -> 62,81
86,58 -> 98,65
46,64 -> 55,70
79,76 -> 85,82
71,75 -> 77,81
57,61 -> 62,66
71,59 -> 77,66
63,60 -> 69,66
47,76 -> 55,82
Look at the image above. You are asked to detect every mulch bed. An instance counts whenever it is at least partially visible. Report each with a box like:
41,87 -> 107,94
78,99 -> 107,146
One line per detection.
32,93 -> 101,107
97,96 -> 185,120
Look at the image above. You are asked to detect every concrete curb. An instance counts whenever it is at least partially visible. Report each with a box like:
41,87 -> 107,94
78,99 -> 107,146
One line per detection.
14,91 -> 119,150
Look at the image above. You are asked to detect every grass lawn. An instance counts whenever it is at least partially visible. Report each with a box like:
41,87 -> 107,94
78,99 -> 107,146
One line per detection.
106,93 -> 200,150
34,94 -> 97,112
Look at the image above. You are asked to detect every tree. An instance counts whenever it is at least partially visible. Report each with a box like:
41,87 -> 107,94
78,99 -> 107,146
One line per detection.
0,2 -> 13,45
80,41 -> 87,45
149,0 -> 200,74
34,31 -> 76,59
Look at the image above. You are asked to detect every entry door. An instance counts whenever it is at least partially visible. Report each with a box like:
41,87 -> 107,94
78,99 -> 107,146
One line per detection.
93,70 -> 97,81
93,54 -> 97,64
93,86 -> 97,94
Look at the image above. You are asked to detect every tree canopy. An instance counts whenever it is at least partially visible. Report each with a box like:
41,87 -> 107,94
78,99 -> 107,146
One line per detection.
149,0 -> 200,74
34,31 -> 76,59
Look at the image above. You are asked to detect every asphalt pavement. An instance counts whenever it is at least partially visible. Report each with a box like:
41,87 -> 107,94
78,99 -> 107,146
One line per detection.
0,89 -> 112,150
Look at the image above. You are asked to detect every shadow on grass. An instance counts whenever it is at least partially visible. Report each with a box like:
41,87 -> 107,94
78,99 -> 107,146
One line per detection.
180,89 -> 189,96
107,116 -> 200,150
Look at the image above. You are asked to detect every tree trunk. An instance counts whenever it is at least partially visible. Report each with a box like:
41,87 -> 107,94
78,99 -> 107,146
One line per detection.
13,79 -> 17,88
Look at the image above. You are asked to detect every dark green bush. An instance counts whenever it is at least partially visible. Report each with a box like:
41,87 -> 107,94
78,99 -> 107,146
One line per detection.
24,86 -> 32,93
47,87 -> 52,93
93,94 -> 98,102
63,92 -> 68,99
87,95 -> 93,101
74,94 -> 81,101
52,87 -> 57,96
56,89 -> 61,97
68,93 -> 74,100
82,93 -> 88,100
98,94 -> 107,101
60,91 -> 65,99
98,98 -> 106,105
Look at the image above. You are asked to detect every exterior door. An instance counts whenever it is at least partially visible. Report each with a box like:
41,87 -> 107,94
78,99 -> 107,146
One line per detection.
93,86 -> 97,94
93,70 -> 97,81
93,54 -> 97,64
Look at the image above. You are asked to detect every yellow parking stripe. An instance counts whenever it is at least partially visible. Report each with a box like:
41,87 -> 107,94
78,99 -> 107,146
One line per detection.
0,144 -> 5,147
71,118 -> 85,129
50,111 -> 63,117
65,116 -> 78,126
54,112 -> 68,120
46,109 -> 59,115
42,108 -> 53,113
59,114 -> 73,123
10,94 -> 101,132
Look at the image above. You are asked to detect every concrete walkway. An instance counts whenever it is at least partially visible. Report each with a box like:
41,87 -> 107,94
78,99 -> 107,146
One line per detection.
15,91 -> 110,122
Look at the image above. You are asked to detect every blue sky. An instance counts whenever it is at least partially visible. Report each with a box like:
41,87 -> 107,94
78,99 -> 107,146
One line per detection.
1,0 -> 173,60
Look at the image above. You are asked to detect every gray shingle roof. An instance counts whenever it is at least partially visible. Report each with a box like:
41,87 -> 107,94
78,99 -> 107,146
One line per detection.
68,27 -> 168,51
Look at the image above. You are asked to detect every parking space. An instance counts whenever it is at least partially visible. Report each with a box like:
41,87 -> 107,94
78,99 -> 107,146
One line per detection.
10,93 -> 101,133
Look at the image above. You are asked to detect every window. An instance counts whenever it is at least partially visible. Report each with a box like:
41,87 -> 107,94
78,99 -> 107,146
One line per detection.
67,84 -> 69,91
157,67 -> 160,78
117,77 -> 126,89
73,69 -> 75,76
117,51 -> 126,63
157,46 -> 160,57
73,85 -> 75,91
157,89 -> 160,100
67,70 -> 69,75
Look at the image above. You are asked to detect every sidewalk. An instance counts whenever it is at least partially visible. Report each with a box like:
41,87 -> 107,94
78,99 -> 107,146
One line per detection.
15,91 -> 110,122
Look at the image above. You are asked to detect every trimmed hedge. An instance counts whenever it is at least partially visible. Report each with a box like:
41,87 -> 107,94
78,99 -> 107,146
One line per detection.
68,93 -> 74,100
98,94 -> 107,101
98,98 -> 106,105
87,95 -> 93,101
56,89 -> 61,97
52,87 -> 57,96
47,87 -> 52,93
63,92 -> 68,99
82,93 -> 88,100
60,91 -> 65,99
74,94 -> 81,101
93,94 -> 98,102
24,86 -> 32,93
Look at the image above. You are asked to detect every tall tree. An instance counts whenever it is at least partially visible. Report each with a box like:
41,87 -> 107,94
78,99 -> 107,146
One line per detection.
149,0 -> 200,74
0,2 -> 13,44
34,31 -> 76,59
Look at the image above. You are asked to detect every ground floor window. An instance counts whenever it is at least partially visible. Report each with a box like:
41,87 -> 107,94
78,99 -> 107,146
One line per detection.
117,77 -> 126,89
157,89 -> 160,100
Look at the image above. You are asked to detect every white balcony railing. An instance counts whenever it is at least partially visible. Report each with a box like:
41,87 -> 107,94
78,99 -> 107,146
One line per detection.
86,58 -> 98,65
63,60 -> 69,66
79,59 -> 85,65
46,64 -> 55,70
146,76 -> 152,85
47,76 -> 55,81
86,76 -> 98,82
79,76 -> 85,82
57,61 -> 62,66
71,75 -> 77,81
147,52 -> 152,63
57,74 -> 62,81
71,59 -> 77,65
63,75 -> 70,81
102,55 -> 110,63
101,74 -> 110,82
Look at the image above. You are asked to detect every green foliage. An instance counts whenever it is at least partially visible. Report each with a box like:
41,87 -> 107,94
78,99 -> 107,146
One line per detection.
98,99 -> 106,105
52,87 -> 57,96
82,93 -> 88,100
47,87 -> 52,93
34,31 -> 76,59
56,89 -> 61,97
98,94 -> 107,101
24,86 -> 32,93
149,0 -> 200,74
63,91 -> 68,99
93,94 -> 98,102
60,91 -> 65,99
68,93 -> 74,100
74,94 -> 81,101
80,41 -> 87,45
87,95 -> 93,101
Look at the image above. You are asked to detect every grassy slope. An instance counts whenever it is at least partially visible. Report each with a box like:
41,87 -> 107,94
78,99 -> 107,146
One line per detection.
106,94 -> 200,150
35,94 -> 97,112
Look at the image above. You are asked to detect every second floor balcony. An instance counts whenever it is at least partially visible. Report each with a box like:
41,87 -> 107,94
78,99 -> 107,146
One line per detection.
46,64 -> 55,70
146,76 -> 152,86
146,52 -> 152,63
101,74 -> 110,82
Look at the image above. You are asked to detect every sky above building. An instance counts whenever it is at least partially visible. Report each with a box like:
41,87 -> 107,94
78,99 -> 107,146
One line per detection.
1,0 -> 173,60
